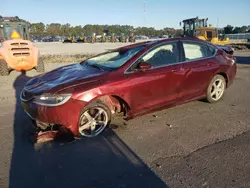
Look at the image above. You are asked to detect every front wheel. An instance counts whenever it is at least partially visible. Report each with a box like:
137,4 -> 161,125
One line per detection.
0,59 -> 9,76
36,58 -> 45,73
206,75 -> 226,103
78,101 -> 111,138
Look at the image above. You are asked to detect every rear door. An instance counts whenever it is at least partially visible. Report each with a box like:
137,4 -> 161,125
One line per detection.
179,41 -> 219,100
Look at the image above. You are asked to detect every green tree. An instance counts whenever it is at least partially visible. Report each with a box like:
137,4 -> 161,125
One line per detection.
233,27 -> 241,34
240,26 -> 248,33
224,25 -> 234,34
74,25 -> 83,36
30,22 -> 45,35
60,23 -> 71,36
46,23 -> 61,36
32,22 -> 250,38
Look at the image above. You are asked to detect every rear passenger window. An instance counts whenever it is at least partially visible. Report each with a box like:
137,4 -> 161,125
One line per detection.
183,42 -> 216,61
207,45 -> 216,56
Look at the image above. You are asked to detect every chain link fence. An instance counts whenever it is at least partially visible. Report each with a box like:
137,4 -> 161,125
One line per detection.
225,33 -> 250,40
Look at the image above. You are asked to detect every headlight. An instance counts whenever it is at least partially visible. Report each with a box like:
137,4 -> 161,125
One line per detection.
33,93 -> 71,106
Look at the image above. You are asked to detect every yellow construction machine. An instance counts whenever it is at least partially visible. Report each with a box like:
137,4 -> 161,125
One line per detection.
101,33 -> 107,43
63,34 -> 76,43
110,33 -> 116,43
119,33 -> 127,43
77,34 -> 88,43
129,32 -> 135,43
182,17 -> 229,45
0,16 -> 44,76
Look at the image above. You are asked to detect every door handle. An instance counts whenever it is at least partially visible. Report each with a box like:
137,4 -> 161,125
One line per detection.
171,68 -> 184,72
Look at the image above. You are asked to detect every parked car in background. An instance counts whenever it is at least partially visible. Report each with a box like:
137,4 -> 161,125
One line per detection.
42,36 -> 54,42
135,35 -> 149,40
32,36 -> 43,42
21,37 -> 236,142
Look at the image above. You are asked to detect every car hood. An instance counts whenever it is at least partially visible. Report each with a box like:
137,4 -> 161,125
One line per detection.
24,63 -> 107,95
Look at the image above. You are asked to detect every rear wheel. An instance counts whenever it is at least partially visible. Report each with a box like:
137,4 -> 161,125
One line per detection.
206,75 -> 226,103
78,101 -> 111,138
0,59 -> 9,76
36,58 -> 45,72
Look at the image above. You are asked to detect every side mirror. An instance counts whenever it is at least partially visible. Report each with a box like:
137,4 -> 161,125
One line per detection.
138,62 -> 151,71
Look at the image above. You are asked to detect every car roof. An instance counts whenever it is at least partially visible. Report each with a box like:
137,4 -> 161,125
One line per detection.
109,37 -> 214,53
123,37 -> 208,48
155,37 -> 207,43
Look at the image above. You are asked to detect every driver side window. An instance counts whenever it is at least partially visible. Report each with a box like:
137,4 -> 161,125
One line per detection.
140,42 -> 179,68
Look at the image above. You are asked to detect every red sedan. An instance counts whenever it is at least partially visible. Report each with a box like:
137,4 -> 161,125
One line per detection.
21,37 -> 237,140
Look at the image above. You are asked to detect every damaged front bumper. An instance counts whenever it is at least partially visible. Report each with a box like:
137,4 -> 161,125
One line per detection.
21,98 -> 87,143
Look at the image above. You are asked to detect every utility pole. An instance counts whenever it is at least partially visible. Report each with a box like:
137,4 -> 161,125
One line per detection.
143,0 -> 146,27
216,17 -> 219,37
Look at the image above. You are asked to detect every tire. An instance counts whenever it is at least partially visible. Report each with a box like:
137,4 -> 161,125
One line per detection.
206,75 -> 226,103
0,59 -> 9,76
36,58 -> 45,73
78,100 -> 111,138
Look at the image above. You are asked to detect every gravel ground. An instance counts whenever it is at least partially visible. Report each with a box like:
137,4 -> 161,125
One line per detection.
35,41 -> 147,55
36,41 -> 148,63
0,50 -> 249,188
35,41 -> 250,56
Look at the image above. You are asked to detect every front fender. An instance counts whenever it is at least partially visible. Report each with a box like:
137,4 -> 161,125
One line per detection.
72,88 -> 102,102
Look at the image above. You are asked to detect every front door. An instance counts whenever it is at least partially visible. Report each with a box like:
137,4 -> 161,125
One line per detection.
125,41 -> 184,115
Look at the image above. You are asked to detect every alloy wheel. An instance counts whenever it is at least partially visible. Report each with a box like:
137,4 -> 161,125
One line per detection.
79,107 -> 108,137
210,79 -> 225,101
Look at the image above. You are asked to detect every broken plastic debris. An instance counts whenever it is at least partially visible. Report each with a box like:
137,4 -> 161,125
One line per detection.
166,123 -> 173,128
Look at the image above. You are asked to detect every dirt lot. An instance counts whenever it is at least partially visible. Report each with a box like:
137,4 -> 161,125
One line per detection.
0,49 -> 249,188
36,41 -> 146,55
36,41 -> 148,63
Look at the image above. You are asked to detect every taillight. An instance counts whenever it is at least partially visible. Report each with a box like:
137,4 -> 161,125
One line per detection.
216,49 -> 235,65
225,55 -> 236,65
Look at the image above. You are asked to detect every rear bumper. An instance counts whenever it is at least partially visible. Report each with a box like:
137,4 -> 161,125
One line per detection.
21,98 -> 87,136
227,63 -> 237,87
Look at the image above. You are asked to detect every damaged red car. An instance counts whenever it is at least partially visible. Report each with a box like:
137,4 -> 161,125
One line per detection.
21,37 -> 237,141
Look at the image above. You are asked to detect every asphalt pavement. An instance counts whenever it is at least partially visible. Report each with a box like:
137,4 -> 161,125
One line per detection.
0,50 -> 249,188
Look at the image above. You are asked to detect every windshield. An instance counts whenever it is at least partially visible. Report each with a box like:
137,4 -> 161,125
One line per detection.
81,46 -> 144,69
3,25 -> 24,40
